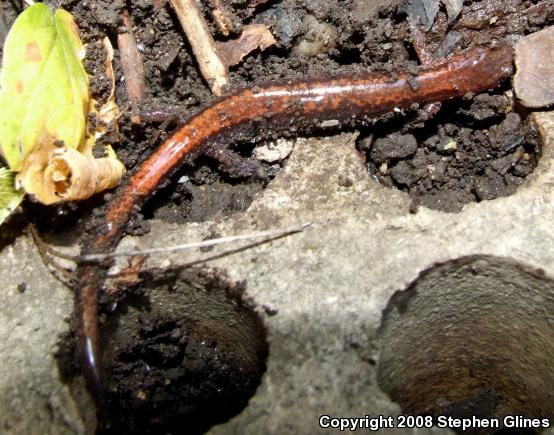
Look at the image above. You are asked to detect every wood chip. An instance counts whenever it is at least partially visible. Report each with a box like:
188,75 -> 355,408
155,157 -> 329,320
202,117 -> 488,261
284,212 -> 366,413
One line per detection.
514,26 -> 554,108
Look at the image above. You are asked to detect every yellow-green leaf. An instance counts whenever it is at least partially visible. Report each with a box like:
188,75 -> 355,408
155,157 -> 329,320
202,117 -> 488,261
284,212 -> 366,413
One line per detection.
0,4 -> 124,207
0,3 -> 89,171
0,167 -> 24,225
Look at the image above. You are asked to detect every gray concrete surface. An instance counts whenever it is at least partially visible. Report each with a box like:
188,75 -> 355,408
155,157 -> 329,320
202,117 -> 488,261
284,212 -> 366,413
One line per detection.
1,112 -> 554,434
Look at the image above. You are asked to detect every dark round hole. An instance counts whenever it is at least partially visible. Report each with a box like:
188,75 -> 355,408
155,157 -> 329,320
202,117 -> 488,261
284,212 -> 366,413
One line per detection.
377,255 -> 554,434
58,268 -> 268,434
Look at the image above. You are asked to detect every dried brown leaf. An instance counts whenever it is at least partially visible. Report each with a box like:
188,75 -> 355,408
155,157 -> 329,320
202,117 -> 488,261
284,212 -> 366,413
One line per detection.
217,24 -> 276,68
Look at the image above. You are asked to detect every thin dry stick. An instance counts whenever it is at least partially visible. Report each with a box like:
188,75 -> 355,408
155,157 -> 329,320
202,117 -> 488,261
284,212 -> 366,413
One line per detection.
170,0 -> 229,95
111,227 -> 307,279
30,222 -> 310,264
32,221 -> 310,290
118,10 -> 146,105
78,222 -> 311,262
211,0 -> 239,36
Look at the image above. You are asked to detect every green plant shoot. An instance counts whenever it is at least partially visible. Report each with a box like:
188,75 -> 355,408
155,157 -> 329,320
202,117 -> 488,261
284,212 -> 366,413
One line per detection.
0,168 -> 24,224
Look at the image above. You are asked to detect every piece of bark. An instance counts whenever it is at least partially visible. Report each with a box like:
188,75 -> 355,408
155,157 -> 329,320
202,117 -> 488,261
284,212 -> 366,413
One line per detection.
170,0 -> 229,95
217,24 -> 276,67
118,10 -> 145,104
514,26 -> 554,108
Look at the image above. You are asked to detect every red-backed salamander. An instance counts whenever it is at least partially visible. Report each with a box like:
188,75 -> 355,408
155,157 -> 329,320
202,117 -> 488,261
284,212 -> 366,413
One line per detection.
75,43 -> 514,405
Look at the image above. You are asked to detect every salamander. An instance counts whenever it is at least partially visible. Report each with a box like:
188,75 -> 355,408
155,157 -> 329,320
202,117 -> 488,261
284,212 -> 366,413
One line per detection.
74,43 -> 514,405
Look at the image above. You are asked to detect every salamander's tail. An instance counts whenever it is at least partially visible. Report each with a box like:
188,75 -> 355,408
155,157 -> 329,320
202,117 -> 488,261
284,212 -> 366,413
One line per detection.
75,261 -> 110,426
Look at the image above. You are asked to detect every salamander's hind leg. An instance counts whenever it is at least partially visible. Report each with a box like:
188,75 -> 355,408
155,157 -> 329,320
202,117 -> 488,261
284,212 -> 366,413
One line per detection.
205,142 -> 267,179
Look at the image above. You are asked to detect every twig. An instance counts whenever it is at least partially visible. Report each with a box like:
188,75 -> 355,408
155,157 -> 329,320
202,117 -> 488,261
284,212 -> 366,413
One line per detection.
211,0 -> 239,36
118,10 -> 145,105
31,221 -> 311,295
77,222 -> 311,262
110,224 -> 308,279
169,0 -> 229,95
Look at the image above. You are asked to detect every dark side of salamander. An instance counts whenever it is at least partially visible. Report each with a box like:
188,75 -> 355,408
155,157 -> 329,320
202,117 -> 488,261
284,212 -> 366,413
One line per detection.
74,43 -> 514,418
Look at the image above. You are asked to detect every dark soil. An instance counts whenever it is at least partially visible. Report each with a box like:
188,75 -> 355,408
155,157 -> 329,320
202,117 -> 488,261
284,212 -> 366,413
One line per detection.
3,0 -> 547,222
75,0 -> 549,214
57,268 -> 268,434
364,98 -> 540,212
3,0 -> 554,433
